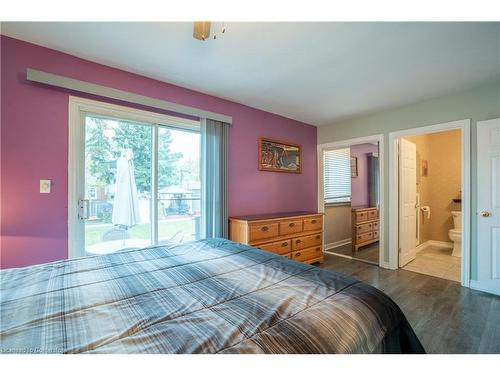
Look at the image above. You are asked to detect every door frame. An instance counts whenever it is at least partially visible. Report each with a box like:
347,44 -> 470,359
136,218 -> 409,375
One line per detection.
388,119 -> 471,287
67,96 -> 199,259
317,134 -> 386,268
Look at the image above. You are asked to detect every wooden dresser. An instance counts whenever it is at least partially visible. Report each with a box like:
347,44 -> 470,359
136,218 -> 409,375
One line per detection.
352,206 -> 379,252
229,212 -> 324,264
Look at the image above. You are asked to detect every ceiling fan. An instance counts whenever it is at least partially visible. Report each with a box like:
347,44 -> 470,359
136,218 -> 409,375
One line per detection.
193,22 -> 226,41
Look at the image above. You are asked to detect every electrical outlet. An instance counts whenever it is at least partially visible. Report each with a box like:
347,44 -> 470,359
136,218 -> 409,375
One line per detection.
40,179 -> 51,193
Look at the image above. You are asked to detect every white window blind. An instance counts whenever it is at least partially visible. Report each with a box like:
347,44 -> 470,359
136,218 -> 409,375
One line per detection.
323,148 -> 351,204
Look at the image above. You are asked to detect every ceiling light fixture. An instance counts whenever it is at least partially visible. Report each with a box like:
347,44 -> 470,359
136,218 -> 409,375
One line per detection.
193,22 -> 226,41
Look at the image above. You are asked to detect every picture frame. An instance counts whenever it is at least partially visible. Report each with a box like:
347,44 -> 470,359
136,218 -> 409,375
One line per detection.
351,156 -> 358,177
258,137 -> 301,173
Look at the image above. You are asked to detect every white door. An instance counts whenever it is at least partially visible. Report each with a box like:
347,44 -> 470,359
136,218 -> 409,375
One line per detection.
475,118 -> 500,295
399,138 -> 417,267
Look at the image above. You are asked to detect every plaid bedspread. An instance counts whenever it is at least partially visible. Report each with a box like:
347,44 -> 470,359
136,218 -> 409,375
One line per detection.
0,238 -> 424,354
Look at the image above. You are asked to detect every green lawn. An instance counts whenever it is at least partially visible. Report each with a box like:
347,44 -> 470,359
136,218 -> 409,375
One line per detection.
85,219 -> 196,246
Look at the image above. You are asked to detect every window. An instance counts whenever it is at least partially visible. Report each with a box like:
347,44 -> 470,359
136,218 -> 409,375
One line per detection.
323,148 -> 351,204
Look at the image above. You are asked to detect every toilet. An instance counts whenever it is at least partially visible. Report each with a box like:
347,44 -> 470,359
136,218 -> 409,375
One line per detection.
449,211 -> 462,257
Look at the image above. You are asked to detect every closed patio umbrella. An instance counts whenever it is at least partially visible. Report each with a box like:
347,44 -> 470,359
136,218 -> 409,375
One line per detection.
112,148 -> 140,230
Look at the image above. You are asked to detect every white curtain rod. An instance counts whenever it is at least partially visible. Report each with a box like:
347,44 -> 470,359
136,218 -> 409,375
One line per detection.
26,68 -> 233,124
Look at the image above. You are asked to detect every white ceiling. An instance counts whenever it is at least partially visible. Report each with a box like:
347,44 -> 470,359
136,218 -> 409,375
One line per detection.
2,22 -> 499,126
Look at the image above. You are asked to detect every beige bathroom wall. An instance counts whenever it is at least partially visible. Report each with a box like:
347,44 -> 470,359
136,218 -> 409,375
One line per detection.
428,130 -> 462,241
404,129 -> 462,243
324,205 -> 352,246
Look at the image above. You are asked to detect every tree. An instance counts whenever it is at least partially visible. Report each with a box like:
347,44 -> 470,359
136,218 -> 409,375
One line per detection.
85,116 -> 182,193
158,129 -> 182,189
85,117 -> 114,187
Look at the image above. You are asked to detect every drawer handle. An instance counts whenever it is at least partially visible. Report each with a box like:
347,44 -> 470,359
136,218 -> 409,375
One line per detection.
261,226 -> 269,232
289,222 -> 295,227
316,247 -> 320,251
296,239 -> 302,244
358,236 -> 362,239
316,235 -> 320,239
296,252 -> 301,257
368,224 -> 372,227
281,242 -> 288,247
311,219 -> 317,224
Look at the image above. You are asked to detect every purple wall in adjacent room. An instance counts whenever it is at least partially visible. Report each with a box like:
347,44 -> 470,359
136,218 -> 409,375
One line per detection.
0,36 -> 317,269
350,143 -> 379,207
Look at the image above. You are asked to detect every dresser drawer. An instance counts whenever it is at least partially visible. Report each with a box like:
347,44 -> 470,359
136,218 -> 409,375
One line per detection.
372,221 -> 379,231
292,233 -> 322,250
355,211 -> 370,223
303,216 -> 322,231
355,222 -> 374,234
355,231 -> 373,244
373,230 -> 379,240
279,219 -> 303,235
258,239 -> 292,255
368,209 -> 379,221
249,222 -> 279,242
292,246 -> 322,262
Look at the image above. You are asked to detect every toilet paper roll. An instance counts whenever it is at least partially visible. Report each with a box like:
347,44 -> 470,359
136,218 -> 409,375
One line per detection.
420,206 -> 431,219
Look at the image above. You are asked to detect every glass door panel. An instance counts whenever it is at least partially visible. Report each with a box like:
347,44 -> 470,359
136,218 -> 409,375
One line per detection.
84,115 -> 152,255
157,127 -> 201,243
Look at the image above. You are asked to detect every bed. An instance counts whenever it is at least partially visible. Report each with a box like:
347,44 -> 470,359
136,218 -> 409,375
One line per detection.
0,238 -> 424,354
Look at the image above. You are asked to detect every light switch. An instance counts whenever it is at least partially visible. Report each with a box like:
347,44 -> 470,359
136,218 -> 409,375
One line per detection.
40,179 -> 52,193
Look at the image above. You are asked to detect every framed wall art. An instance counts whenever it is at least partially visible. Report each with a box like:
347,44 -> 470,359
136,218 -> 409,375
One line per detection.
351,156 -> 358,177
258,138 -> 301,173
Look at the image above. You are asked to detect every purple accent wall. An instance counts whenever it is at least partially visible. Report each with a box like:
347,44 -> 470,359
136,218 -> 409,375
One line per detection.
0,36 -> 317,269
350,143 -> 378,207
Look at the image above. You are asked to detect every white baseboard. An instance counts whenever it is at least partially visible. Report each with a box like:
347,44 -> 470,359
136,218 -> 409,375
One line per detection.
379,261 -> 392,269
415,242 -> 428,254
415,240 -> 453,253
325,238 -> 352,251
427,240 -> 453,249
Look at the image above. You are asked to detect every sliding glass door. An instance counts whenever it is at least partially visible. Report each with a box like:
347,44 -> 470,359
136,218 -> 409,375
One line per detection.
71,99 -> 201,257
156,127 -> 201,244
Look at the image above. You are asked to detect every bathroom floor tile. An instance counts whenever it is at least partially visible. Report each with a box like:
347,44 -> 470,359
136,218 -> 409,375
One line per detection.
402,245 -> 460,282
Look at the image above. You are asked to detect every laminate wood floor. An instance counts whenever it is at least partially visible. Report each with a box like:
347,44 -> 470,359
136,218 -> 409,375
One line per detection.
321,254 -> 500,354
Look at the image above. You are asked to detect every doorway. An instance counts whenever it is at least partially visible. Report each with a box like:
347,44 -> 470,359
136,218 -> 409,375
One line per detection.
388,119 -> 471,286
318,135 -> 385,266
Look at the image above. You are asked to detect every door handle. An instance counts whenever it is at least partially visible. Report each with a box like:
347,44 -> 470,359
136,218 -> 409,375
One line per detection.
480,211 -> 492,217
78,198 -> 90,220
